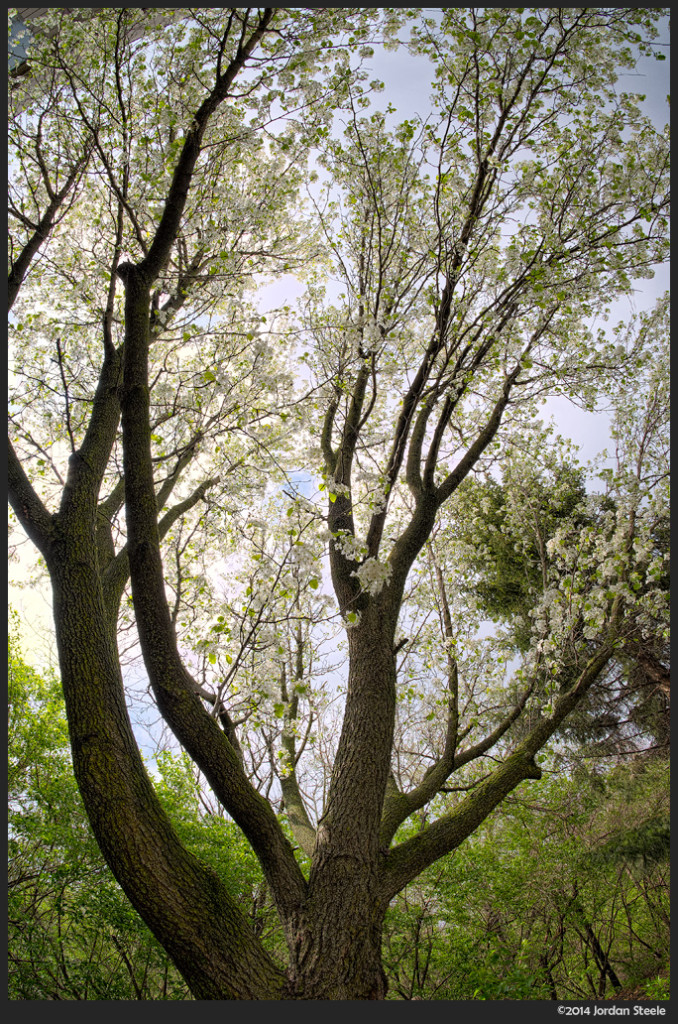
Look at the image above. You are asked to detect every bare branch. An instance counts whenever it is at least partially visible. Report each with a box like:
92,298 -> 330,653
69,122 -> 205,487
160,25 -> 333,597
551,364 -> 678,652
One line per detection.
8,436 -> 54,556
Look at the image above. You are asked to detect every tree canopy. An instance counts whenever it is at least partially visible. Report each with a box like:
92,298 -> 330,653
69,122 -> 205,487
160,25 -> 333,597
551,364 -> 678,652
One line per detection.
8,7 -> 670,1000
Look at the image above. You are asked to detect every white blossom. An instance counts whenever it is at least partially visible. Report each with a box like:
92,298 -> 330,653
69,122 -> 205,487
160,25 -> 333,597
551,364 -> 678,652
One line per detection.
352,557 -> 392,596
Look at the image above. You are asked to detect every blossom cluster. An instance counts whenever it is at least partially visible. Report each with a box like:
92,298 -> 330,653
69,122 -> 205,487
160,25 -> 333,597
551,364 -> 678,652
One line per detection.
528,500 -> 669,676
329,529 -> 367,563
351,556 -> 392,596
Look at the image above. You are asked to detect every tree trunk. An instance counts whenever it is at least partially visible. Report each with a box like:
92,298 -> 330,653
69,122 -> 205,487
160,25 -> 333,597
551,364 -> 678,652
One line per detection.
289,898 -> 388,999
46,522 -> 286,1000
285,612 -> 397,998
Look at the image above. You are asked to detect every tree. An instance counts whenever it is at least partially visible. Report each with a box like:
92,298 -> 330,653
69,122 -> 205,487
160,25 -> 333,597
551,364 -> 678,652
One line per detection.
8,624 -> 277,999
448,410 -> 670,760
8,8 -> 670,999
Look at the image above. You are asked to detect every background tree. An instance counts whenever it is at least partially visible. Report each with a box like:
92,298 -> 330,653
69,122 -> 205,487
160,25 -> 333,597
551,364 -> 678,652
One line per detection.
445,335 -> 670,764
8,8 -> 670,999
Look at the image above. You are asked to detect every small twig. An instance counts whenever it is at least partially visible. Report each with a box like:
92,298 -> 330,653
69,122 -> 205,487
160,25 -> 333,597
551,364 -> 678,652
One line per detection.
55,337 -> 76,451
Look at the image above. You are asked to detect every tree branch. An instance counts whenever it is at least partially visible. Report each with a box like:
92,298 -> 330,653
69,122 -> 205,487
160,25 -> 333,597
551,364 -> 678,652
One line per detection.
8,152 -> 90,311
320,395 -> 339,473
139,8 -> 276,285
379,639 -> 616,902
379,747 -> 543,905
102,474 -> 219,620
118,11 -> 308,923
435,356 -> 524,506
278,633 -> 317,858
8,436 -> 54,555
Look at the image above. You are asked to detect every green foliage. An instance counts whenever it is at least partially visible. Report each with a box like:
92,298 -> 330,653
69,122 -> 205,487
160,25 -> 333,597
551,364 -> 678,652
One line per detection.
642,973 -> 670,1000
455,461 -> 589,634
8,618 -> 69,796
8,626 -> 190,999
151,750 -> 283,956
383,761 -> 670,1000
7,627 -> 282,997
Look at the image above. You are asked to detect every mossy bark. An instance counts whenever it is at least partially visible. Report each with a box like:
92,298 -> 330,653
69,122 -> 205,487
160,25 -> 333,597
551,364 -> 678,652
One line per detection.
45,499 -> 286,998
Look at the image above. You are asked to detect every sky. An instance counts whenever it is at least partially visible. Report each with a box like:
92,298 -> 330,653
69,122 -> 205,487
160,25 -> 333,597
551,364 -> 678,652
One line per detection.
8,10 -> 670,694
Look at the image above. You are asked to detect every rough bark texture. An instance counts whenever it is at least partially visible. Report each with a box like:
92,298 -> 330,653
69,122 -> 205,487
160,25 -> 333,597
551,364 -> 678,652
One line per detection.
41,491 -> 287,998
285,613 -> 397,998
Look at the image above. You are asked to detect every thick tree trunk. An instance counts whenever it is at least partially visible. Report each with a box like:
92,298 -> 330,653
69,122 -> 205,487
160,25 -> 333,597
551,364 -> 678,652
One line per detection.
285,612 -> 397,998
46,524 -> 286,1000
288,897 -> 388,999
